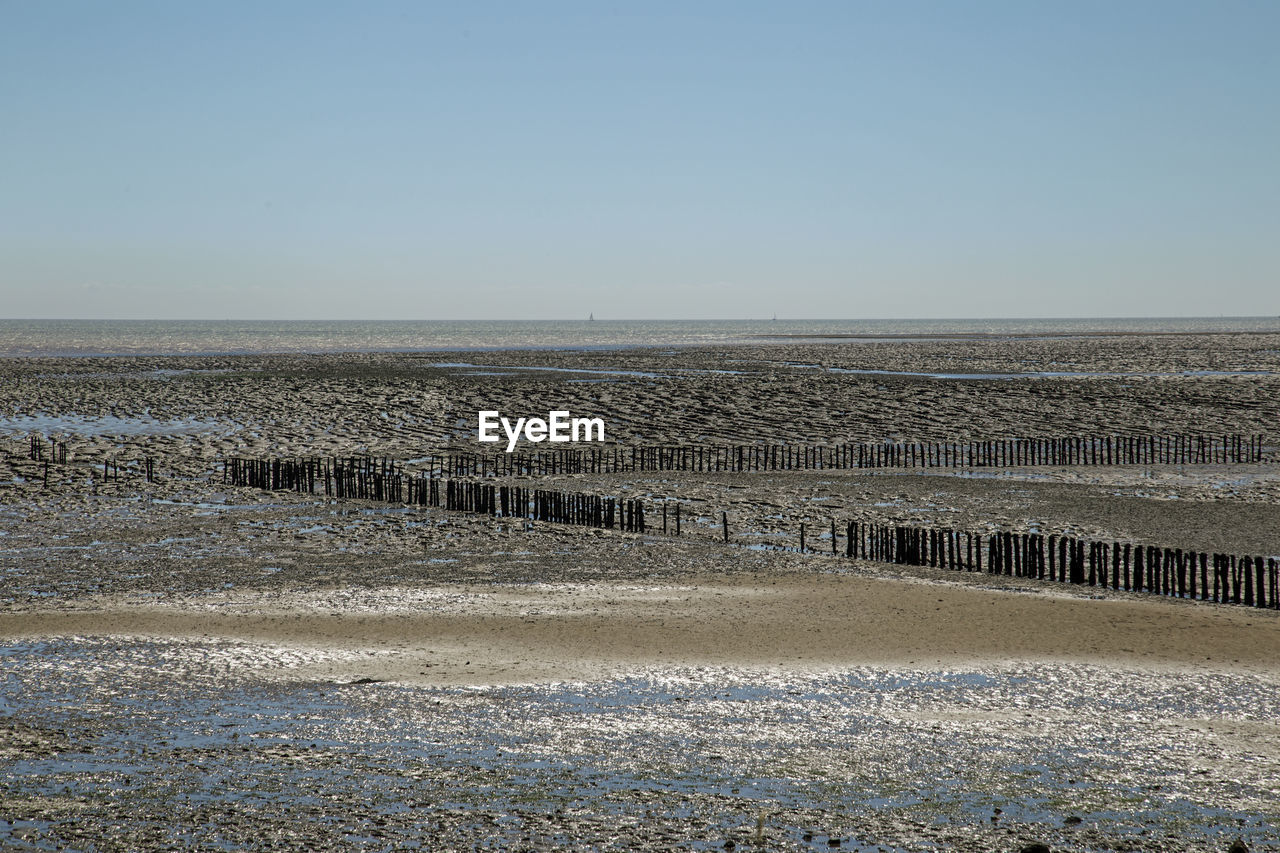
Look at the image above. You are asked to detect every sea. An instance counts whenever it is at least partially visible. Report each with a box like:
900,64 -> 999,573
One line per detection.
1,317 -> 1277,357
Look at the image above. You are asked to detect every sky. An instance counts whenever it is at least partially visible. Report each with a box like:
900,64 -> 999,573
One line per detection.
1,1 -> 1276,320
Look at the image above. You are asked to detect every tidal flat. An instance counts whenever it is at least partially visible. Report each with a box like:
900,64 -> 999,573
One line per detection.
2,331 -> 1279,851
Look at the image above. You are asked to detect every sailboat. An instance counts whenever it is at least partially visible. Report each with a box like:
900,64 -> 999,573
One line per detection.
589,313 -> 595,322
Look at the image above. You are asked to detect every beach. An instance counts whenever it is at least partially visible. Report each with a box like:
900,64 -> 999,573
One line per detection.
2,323 -> 1279,851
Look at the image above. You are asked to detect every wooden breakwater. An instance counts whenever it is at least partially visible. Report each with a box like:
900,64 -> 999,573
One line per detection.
28,435 -> 68,464
420,432 -> 1265,477
791,519 -> 1278,609
221,453 -> 1275,608
22,435 -> 156,484
425,480 -> 646,532
224,455 -> 404,500
223,456 -> 647,533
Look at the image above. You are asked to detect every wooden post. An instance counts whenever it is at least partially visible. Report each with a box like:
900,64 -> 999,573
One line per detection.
1244,555 -> 1254,606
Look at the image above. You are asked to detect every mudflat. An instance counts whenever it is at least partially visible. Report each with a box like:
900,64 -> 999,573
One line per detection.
2,331 -> 1279,851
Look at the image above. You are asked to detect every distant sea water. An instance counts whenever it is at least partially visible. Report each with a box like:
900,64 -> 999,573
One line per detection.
1,318 -> 1277,357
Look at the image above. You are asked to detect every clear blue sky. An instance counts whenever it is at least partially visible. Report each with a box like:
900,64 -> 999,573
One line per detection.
2,1 -> 1276,320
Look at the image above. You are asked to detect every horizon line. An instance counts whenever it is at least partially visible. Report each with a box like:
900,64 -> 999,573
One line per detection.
2,315 -> 1277,324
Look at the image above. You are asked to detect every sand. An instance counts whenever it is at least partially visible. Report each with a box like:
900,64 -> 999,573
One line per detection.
4,572 -> 1280,687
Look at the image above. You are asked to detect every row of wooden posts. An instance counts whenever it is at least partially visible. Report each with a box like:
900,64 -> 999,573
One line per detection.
223,456 -> 404,500
23,435 -> 156,485
421,432 -> 1265,478
222,457 -> 649,533
804,519 -> 1277,609
26,431 -> 1268,488
28,435 -> 68,465
25,436 -> 160,482
420,480 -> 647,533
222,454 -> 1277,610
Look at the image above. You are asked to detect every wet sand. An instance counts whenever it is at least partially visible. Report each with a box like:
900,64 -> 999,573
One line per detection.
3,572 -> 1279,686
